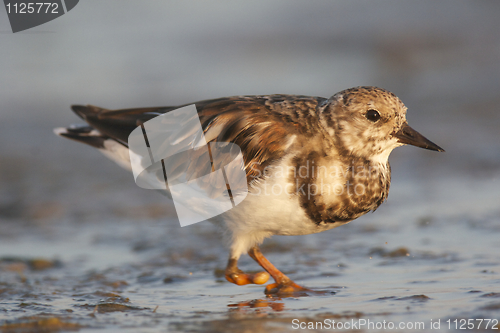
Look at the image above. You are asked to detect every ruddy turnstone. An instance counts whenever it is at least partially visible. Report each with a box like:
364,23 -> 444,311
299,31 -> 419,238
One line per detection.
55,86 -> 444,296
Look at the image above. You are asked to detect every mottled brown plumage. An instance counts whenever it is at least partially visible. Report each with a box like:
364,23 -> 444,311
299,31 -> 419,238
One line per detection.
55,86 -> 444,296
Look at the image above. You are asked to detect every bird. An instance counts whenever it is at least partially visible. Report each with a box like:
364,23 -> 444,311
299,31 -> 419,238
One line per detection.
54,86 -> 444,296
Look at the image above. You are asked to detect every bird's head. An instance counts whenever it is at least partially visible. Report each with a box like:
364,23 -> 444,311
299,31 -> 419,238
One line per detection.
320,86 -> 444,163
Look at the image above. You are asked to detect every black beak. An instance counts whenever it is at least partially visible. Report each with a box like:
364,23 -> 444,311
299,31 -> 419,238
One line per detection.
393,123 -> 445,152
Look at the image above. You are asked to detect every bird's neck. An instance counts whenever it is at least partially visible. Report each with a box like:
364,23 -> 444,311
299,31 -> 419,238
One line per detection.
368,149 -> 393,166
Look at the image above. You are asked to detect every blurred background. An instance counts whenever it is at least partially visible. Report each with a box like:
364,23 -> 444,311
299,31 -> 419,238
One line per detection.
1,1 -> 499,332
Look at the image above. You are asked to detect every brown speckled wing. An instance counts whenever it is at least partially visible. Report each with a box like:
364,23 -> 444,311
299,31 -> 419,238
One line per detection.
196,95 -> 326,183
70,95 -> 326,184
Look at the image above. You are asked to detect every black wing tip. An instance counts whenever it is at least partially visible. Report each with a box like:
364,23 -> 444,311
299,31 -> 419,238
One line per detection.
70,104 -> 87,111
70,104 -> 103,120
70,105 -> 89,120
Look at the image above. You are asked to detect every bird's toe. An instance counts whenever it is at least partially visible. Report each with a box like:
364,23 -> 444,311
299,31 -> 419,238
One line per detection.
226,271 -> 270,285
264,281 -> 310,296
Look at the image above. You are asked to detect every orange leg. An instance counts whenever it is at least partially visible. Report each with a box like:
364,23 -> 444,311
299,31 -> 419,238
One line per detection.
247,245 -> 309,296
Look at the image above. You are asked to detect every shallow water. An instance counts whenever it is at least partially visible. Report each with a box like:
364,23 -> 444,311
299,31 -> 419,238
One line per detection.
1,206 -> 499,332
1,1 -> 500,332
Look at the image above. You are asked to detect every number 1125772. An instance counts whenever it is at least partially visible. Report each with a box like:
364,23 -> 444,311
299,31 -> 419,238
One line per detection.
6,2 -> 59,14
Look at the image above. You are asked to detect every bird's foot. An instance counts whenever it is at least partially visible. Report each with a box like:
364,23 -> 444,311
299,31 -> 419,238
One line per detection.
225,270 -> 270,286
264,280 -> 310,296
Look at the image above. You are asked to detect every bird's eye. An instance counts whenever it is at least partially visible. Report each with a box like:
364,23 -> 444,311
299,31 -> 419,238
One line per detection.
365,109 -> 380,122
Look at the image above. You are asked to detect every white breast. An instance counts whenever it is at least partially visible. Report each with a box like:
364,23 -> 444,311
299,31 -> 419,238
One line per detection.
216,157 -> 345,237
